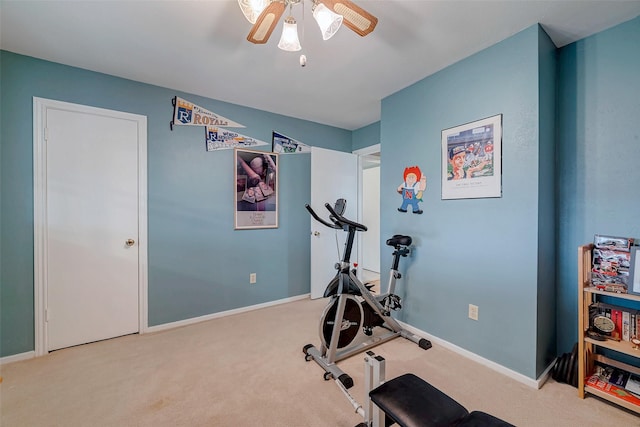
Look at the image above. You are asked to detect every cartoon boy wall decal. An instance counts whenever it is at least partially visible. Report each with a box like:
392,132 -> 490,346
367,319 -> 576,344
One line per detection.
397,165 -> 427,214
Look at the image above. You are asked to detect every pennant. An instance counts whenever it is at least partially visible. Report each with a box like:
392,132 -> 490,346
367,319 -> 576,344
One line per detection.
171,96 -> 245,129
271,131 -> 311,153
205,127 -> 268,151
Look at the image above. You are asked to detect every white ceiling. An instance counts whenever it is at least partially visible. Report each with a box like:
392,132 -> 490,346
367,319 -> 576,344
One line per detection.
2,1 -> 640,130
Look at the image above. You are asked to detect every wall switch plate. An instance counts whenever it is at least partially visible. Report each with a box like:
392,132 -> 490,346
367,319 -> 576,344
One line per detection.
468,304 -> 479,321
250,273 -> 256,284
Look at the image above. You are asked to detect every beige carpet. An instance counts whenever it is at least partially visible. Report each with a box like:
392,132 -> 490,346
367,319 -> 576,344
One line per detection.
1,298 -> 639,426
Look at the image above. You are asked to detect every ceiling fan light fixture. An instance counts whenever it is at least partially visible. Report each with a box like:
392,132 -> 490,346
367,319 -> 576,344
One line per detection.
278,16 -> 302,51
312,2 -> 343,40
323,0 -> 378,36
238,0 -> 270,24
243,0 -> 377,49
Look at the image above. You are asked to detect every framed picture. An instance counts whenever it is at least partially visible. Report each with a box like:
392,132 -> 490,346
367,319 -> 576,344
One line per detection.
234,148 -> 278,229
441,114 -> 502,200
628,247 -> 640,296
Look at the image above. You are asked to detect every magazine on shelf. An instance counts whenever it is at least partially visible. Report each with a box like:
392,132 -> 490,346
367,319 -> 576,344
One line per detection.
594,362 -> 640,398
587,374 -> 640,406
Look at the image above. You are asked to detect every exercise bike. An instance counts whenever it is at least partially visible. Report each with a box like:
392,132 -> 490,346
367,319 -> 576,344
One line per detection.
303,199 -> 431,389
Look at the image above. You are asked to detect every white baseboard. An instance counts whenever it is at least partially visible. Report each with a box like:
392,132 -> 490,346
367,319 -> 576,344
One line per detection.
399,320 -> 554,389
0,351 -> 36,365
145,293 -> 310,334
1,296 -> 555,387
1,295 -> 310,363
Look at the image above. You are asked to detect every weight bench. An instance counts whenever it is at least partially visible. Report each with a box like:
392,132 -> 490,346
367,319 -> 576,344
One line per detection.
368,373 -> 514,427
337,351 -> 514,427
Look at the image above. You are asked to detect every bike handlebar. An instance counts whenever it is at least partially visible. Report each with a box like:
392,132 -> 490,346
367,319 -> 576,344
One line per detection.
305,204 -> 340,229
305,202 -> 367,232
324,203 -> 367,232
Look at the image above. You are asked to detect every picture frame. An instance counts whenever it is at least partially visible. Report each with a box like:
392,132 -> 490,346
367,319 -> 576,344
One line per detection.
441,114 -> 502,200
628,247 -> 640,296
234,148 -> 278,229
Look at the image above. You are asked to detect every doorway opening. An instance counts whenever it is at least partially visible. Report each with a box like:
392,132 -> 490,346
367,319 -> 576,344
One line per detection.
355,144 -> 381,288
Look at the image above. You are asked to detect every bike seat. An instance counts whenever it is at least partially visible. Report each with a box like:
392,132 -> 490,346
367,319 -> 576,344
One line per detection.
386,234 -> 412,247
323,275 -> 362,297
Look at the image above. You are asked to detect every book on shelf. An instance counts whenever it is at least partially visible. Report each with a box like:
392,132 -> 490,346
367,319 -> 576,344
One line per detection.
595,363 -> 630,388
627,375 -> 640,395
591,302 -> 640,342
612,309 -> 623,340
587,373 -> 640,406
624,311 -> 631,341
593,362 -> 640,398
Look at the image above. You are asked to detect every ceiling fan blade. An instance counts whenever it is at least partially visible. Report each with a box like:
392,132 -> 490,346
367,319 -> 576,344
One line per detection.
247,1 -> 286,44
321,0 -> 378,36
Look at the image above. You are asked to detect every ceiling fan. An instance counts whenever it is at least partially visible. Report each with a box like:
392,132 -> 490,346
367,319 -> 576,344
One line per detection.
238,0 -> 378,51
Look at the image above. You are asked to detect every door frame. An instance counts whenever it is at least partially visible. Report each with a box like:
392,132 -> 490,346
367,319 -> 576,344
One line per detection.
354,144 -> 381,279
32,97 -> 149,356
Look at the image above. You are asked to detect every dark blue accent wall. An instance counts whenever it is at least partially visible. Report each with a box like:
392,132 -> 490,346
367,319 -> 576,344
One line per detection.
536,25 -> 558,378
556,16 -> 640,355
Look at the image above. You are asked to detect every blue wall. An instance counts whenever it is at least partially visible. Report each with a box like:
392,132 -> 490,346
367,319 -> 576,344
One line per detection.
0,51 -> 351,357
556,16 -> 640,354
536,25 -> 558,377
377,17 -> 640,379
352,121 -> 380,151
379,25 -> 553,379
2,15 -> 639,380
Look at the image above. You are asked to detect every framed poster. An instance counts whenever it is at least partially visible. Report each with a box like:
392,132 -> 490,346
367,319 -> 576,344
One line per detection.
441,114 -> 502,200
234,148 -> 278,229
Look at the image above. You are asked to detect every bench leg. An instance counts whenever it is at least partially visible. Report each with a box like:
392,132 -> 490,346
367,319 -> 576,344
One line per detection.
364,352 -> 386,427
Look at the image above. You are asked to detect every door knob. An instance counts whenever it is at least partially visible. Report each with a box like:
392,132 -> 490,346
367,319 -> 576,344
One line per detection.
125,239 -> 135,247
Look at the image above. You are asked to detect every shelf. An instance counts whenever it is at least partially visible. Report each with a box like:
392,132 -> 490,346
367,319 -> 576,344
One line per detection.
583,286 -> 640,303
584,336 -> 640,358
584,384 -> 640,413
578,243 -> 640,415
593,354 -> 640,375
583,355 -> 640,415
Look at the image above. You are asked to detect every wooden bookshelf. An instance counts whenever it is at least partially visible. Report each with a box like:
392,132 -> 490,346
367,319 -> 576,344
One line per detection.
578,243 -> 640,414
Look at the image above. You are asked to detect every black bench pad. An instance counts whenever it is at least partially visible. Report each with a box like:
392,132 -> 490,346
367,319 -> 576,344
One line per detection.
369,374 -> 469,427
456,411 -> 515,427
369,374 -> 515,427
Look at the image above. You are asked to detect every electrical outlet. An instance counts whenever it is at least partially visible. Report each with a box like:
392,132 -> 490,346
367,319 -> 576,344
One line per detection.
250,273 -> 257,284
468,304 -> 479,321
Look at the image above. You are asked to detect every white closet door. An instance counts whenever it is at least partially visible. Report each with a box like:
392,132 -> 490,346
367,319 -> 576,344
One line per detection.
46,105 -> 141,351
